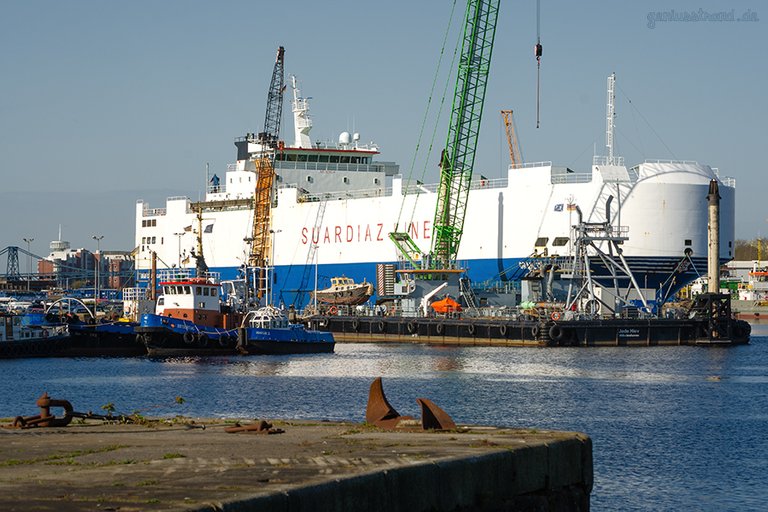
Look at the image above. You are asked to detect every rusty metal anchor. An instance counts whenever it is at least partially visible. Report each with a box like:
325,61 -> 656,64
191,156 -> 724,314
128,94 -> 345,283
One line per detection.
365,377 -> 456,430
13,392 -> 74,429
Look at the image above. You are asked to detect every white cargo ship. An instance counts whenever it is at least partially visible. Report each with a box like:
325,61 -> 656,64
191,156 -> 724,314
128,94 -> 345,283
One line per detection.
135,76 -> 736,308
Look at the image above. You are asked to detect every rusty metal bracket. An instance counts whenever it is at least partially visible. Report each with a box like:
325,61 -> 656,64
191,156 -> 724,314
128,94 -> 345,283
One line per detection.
366,378 -> 455,430
365,377 -> 413,429
417,398 -> 456,430
224,420 -> 284,434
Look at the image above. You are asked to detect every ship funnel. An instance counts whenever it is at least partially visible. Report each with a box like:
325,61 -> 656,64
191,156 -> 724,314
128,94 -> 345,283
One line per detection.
707,179 -> 720,293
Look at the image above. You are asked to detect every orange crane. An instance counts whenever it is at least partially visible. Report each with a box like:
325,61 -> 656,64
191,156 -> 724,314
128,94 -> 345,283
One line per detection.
500,110 -> 523,167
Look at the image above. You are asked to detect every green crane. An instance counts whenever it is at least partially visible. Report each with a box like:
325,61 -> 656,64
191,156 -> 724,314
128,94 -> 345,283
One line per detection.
390,0 -> 499,270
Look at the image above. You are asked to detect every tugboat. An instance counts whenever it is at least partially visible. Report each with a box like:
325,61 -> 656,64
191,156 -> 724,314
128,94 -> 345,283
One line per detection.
135,269 -> 334,356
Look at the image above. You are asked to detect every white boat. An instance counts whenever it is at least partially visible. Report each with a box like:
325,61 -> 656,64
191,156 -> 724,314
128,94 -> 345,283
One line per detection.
134,75 -> 736,310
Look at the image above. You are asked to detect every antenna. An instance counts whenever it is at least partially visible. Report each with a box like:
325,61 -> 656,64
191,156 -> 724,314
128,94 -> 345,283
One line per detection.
606,72 -> 616,164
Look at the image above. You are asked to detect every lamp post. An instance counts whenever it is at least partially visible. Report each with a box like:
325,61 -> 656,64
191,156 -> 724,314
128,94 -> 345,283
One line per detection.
22,237 -> 34,291
92,235 -> 104,304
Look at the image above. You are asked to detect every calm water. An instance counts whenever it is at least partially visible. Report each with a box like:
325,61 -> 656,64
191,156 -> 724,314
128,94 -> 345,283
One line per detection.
2,322 -> 767,511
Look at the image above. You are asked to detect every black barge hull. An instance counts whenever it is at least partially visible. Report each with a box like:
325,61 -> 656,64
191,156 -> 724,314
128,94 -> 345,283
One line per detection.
308,315 -> 751,347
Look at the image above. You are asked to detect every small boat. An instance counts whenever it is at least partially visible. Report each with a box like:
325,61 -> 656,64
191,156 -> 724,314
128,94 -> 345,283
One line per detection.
312,276 -> 374,306
0,312 -> 69,359
237,306 -> 334,355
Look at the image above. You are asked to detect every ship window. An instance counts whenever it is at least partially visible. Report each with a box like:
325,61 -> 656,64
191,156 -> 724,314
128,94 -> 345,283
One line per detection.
552,237 -> 569,246
297,154 -> 307,162
203,287 -> 209,296
340,156 -> 350,163
318,154 -> 329,162
151,237 -> 156,244
184,286 -> 191,294
374,178 -> 380,185
307,154 -> 318,162
276,174 -> 282,182
306,176 -> 313,183
330,155 -> 340,163
535,237 -> 549,247
196,286 -> 202,295
285,154 -> 296,161
343,177 -> 350,184
685,239 -> 692,246
161,237 -> 164,244
729,241 -> 732,248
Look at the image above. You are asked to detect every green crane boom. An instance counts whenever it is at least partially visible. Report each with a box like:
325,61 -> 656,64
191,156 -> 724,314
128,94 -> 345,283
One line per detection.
390,0 -> 499,270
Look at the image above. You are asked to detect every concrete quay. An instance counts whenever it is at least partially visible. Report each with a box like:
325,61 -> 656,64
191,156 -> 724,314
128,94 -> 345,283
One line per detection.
0,419 -> 592,511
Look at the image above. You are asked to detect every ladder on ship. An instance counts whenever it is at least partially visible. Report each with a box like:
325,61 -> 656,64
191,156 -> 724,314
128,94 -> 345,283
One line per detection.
292,196 -> 328,309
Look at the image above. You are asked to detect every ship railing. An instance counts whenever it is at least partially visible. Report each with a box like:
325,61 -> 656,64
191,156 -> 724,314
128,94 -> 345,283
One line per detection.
510,160 -> 552,169
592,155 -> 626,166
642,159 -> 700,165
142,206 -> 167,217
121,287 -> 148,301
270,161 -> 399,174
551,173 -> 593,185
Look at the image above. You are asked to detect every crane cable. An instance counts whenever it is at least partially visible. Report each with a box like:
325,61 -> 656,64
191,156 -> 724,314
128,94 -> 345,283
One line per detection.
535,0 -> 542,128
395,0 -> 461,230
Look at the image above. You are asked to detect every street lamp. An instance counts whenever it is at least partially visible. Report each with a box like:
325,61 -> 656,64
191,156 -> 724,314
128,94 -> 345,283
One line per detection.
22,237 -> 34,292
92,235 -> 104,304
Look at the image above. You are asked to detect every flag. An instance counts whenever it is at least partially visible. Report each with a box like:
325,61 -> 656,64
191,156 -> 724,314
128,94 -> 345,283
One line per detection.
567,203 -> 578,211
183,225 -> 192,232
204,224 -> 214,233
554,204 -> 563,212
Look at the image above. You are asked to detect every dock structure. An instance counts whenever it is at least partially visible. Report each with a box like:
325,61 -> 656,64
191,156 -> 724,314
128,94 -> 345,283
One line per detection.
0,419 -> 592,511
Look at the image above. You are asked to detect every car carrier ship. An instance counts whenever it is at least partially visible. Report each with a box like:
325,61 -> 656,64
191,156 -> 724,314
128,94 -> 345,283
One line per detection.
134,76 -> 736,311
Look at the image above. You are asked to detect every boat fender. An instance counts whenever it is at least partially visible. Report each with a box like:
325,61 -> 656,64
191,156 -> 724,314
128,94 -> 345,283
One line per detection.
183,331 -> 195,345
198,334 -> 209,348
531,325 -> 539,338
467,323 -> 476,335
499,324 -> 507,336
351,319 -> 359,331
549,324 -> 564,342
218,335 -> 229,348
407,321 -> 416,334
378,320 -> 385,332
436,323 -> 444,335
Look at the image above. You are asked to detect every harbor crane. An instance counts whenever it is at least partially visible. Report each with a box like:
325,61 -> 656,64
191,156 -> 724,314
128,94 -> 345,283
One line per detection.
248,46 -> 286,296
390,0 -> 500,271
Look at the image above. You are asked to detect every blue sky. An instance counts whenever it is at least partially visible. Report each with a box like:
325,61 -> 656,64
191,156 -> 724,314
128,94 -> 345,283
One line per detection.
1,0 -> 765,263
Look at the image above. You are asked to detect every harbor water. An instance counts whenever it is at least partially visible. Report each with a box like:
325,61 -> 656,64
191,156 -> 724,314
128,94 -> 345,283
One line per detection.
2,323 -> 767,510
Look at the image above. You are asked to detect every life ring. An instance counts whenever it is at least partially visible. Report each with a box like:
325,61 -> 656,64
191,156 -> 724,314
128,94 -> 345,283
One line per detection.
548,324 -> 564,342
328,306 -> 338,315
499,324 -> 507,336
436,323 -> 444,335
198,334 -> 209,348
378,321 -> 386,332
531,325 -> 539,338
183,331 -> 195,345
407,322 -> 416,334
551,311 -> 562,321
467,323 -> 476,335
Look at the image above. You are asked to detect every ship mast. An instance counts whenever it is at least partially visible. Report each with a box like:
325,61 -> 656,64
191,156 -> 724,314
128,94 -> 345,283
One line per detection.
291,75 -> 313,149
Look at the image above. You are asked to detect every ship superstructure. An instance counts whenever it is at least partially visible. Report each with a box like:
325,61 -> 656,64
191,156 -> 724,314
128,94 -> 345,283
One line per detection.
135,73 -> 736,310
